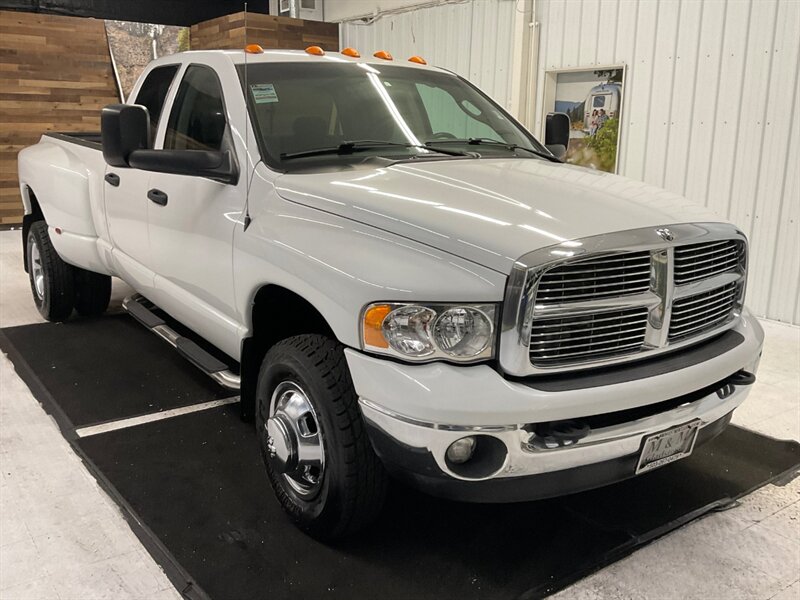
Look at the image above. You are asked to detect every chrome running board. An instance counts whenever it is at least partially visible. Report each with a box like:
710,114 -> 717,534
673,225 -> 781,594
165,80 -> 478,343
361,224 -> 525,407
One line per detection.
122,294 -> 241,391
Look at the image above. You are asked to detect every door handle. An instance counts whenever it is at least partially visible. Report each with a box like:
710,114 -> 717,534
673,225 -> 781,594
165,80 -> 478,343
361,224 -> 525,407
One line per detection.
147,189 -> 168,206
104,172 -> 120,187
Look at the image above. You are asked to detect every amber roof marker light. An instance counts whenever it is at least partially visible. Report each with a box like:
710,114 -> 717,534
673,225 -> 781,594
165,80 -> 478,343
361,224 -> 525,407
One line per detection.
373,50 -> 393,60
408,56 -> 427,65
341,47 -> 361,58
305,45 -> 325,56
245,44 -> 264,54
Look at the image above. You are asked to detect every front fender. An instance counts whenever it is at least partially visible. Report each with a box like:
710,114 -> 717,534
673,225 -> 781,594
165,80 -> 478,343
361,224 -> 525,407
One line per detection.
233,193 -> 506,349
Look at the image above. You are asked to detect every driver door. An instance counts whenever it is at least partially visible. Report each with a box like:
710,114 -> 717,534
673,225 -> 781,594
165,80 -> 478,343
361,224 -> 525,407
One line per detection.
144,63 -> 243,357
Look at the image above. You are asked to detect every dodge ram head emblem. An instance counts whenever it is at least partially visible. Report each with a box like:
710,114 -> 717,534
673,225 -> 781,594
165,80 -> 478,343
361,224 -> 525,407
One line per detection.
656,228 -> 674,242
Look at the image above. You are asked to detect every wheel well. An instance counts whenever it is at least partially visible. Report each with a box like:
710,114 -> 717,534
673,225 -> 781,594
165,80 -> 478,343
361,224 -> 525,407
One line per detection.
21,187 -> 44,273
240,285 -> 336,420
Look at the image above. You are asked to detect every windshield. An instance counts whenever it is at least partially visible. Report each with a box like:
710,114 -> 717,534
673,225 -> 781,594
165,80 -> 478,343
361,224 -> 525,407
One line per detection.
237,62 -> 547,169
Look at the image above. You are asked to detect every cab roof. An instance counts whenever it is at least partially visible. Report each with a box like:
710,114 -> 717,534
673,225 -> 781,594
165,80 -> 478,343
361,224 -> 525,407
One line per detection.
176,48 -> 443,72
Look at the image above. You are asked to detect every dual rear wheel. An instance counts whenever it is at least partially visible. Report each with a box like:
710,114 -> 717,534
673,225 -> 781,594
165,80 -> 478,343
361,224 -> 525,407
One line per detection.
26,221 -> 111,321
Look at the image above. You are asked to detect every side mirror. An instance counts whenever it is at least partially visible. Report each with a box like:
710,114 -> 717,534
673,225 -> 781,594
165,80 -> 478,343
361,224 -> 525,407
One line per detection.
101,104 -> 150,167
544,112 -> 570,161
128,149 -> 239,185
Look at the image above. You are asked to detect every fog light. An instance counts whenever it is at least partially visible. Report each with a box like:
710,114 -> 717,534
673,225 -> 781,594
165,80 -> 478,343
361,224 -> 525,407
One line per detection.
446,436 -> 477,464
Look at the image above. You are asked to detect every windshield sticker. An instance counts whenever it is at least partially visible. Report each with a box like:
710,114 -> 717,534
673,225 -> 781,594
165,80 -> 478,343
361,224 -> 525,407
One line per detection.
251,83 -> 279,104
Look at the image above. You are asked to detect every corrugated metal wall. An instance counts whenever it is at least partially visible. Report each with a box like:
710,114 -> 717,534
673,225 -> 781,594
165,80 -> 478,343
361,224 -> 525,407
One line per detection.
341,0 -> 800,325
340,0 -> 518,111
533,0 -> 800,324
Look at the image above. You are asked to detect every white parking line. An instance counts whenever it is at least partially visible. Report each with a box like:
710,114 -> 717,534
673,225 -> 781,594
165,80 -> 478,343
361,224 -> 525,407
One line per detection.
75,397 -> 240,438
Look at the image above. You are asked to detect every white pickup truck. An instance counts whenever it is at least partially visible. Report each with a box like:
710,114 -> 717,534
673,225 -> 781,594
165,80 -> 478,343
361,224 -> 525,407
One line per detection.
17,47 -> 763,539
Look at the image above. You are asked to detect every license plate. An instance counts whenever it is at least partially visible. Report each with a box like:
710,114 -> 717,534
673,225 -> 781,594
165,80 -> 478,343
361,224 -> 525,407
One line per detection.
636,420 -> 701,474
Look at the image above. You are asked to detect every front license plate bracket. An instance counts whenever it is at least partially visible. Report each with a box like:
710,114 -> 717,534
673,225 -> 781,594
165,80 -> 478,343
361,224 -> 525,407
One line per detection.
636,419 -> 702,474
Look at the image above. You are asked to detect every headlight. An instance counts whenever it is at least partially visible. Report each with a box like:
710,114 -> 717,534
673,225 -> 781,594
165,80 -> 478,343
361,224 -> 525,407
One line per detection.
361,302 -> 497,363
433,307 -> 493,358
383,305 -> 436,357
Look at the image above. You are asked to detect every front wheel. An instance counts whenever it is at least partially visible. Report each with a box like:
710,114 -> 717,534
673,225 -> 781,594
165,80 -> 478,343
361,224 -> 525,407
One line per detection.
256,334 -> 388,540
26,221 -> 74,321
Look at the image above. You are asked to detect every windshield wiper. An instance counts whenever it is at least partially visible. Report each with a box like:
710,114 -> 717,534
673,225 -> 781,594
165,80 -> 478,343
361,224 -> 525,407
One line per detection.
425,137 -> 562,163
281,140 -> 470,160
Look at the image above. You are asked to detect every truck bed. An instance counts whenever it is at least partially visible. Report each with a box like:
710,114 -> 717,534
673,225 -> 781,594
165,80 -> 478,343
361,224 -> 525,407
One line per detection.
44,131 -> 102,150
17,129 -> 109,268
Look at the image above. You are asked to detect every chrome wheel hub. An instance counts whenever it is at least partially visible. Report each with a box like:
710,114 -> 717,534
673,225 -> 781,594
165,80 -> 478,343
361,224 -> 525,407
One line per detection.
28,235 -> 44,301
266,381 -> 324,498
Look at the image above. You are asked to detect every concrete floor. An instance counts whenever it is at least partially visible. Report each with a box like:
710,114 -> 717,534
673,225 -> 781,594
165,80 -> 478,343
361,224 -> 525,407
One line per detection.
1,229 -> 798,599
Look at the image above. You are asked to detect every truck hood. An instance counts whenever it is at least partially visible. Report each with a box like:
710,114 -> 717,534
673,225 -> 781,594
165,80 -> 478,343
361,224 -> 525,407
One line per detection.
274,158 -> 723,274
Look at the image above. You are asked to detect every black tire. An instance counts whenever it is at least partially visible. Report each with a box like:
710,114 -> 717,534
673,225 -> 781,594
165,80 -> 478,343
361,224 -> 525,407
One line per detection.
256,334 -> 388,540
26,221 -> 74,322
74,267 -> 111,317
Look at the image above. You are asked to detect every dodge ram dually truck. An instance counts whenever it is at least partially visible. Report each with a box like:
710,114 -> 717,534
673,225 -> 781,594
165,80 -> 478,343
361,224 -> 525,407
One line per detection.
17,46 -> 763,539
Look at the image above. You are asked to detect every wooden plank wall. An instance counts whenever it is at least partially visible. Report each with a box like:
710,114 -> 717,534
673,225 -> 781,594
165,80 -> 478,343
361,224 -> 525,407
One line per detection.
0,10 -> 119,225
191,12 -> 338,52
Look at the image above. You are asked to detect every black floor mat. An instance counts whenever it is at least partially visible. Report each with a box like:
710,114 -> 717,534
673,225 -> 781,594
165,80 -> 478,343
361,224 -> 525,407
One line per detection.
0,315 -> 231,427
2,317 -> 799,599
74,407 -> 799,600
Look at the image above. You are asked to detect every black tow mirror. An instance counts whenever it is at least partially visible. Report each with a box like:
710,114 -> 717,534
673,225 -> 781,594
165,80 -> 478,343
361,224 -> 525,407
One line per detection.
101,104 -> 150,167
128,149 -> 239,185
544,112 -> 570,161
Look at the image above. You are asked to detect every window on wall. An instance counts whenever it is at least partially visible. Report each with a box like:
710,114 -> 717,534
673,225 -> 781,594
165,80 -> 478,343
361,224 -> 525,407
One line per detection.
133,65 -> 179,139
164,65 -> 227,151
277,0 -> 320,17
415,83 -> 497,140
280,0 -> 316,10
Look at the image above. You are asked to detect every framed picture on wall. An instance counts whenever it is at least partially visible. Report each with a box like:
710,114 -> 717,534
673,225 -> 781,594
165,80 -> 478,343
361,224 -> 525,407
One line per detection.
541,65 -> 626,173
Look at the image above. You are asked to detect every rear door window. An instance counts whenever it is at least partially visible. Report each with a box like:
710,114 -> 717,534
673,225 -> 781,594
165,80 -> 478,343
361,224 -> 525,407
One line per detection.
133,65 -> 180,138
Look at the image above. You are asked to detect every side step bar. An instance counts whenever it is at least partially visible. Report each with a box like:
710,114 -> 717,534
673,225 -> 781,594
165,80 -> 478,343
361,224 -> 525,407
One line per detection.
122,294 -> 241,391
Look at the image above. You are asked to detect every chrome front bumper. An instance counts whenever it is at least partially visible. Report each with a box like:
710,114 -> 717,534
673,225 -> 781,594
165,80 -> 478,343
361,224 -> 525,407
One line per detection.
359,373 -> 754,483
347,312 -> 763,501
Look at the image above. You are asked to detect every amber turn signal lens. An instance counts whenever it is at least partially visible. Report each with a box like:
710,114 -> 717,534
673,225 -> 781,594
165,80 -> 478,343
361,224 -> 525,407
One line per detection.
408,55 -> 427,65
341,47 -> 360,58
373,50 -> 393,61
245,44 -> 264,54
305,45 -> 325,56
363,304 -> 391,349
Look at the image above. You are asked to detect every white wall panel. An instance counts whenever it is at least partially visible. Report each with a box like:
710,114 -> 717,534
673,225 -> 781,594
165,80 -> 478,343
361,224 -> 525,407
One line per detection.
534,0 -> 800,324
340,0 -> 518,111
662,0 -> 702,194
325,0 -> 436,22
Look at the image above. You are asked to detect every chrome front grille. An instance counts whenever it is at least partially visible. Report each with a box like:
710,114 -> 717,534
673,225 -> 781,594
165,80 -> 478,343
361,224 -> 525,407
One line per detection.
529,307 -> 648,365
534,251 -> 651,305
499,224 -> 748,376
669,281 -> 739,341
674,239 -> 744,284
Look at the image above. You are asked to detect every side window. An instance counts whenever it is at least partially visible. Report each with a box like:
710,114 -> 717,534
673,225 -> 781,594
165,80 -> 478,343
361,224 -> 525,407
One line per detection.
164,65 -> 227,151
415,83 -> 496,140
133,65 -> 179,138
